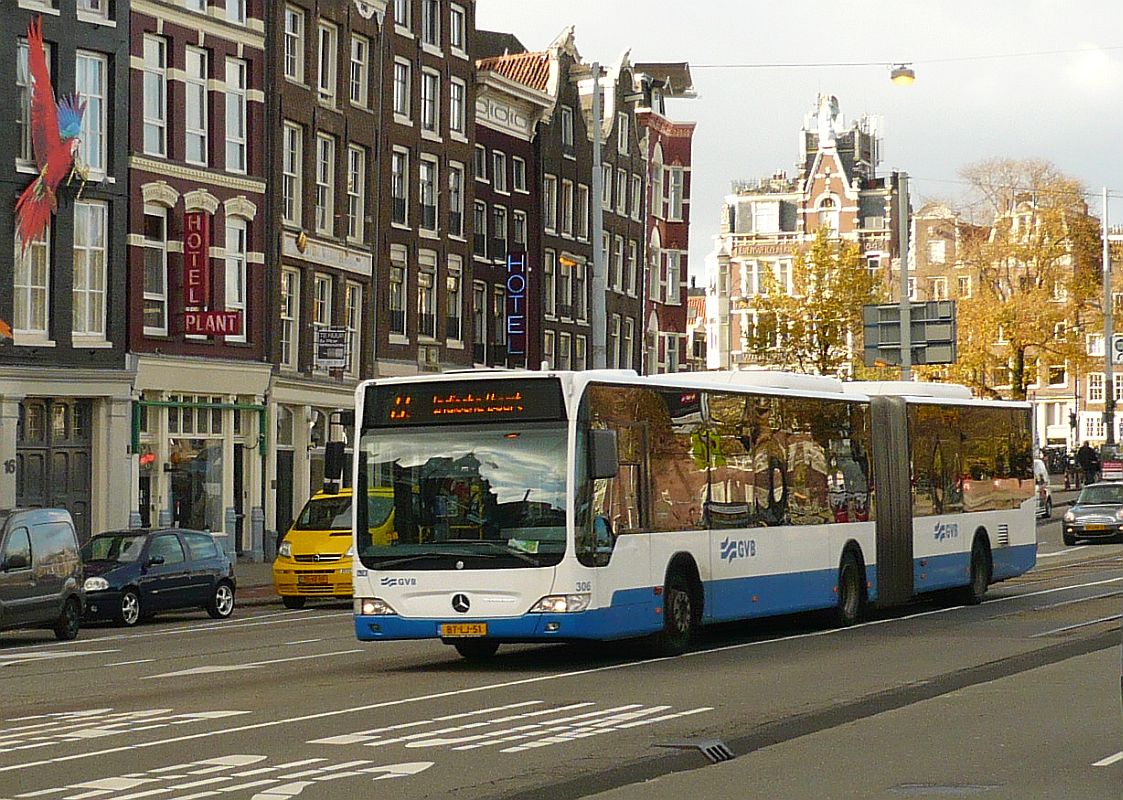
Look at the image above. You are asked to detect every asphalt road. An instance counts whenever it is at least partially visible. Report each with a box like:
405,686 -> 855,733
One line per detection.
0,518 -> 1120,800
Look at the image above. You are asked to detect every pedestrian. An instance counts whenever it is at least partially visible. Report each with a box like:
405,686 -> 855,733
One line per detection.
1076,442 -> 1098,487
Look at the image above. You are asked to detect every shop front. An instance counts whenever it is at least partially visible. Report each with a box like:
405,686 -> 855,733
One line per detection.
133,356 -> 271,557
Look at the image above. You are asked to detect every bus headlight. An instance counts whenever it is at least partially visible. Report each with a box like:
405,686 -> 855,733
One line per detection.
279,541 -> 292,558
529,594 -> 591,614
83,577 -> 109,592
355,597 -> 397,616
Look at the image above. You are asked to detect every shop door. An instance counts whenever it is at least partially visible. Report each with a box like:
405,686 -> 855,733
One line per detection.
16,399 -> 93,542
234,443 -> 245,554
276,450 -> 294,543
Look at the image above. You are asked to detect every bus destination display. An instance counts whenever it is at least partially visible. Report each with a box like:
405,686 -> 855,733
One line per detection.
365,379 -> 565,427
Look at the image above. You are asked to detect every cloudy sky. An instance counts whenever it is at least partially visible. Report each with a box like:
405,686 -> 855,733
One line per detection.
476,0 -> 1123,279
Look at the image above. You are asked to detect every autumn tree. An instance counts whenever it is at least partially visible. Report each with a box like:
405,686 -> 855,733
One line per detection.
744,227 -> 882,375
932,158 -> 1102,400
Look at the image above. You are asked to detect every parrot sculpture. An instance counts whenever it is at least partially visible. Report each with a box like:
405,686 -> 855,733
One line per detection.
15,15 -> 86,251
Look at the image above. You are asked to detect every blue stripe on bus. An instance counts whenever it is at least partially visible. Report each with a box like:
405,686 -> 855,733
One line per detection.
354,545 -> 1035,643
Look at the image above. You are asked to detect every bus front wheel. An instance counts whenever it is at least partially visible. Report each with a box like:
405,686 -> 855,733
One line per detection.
835,551 -> 865,627
652,572 -> 694,656
957,537 -> 991,606
453,639 -> 500,661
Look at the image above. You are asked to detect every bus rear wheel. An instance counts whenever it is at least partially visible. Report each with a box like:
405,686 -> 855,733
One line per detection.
453,639 -> 500,661
835,551 -> 865,627
651,572 -> 694,656
957,537 -> 991,605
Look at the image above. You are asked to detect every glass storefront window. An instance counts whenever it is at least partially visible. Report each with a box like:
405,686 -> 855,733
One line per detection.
169,438 -> 224,532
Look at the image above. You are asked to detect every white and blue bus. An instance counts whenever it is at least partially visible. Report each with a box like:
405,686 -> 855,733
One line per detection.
348,369 -> 1036,659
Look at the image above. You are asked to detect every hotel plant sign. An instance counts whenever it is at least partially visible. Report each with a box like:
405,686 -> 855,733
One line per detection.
505,253 -> 528,360
181,211 -> 243,336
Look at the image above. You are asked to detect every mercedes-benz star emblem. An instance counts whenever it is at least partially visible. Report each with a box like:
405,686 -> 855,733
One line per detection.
451,594 -> 470,613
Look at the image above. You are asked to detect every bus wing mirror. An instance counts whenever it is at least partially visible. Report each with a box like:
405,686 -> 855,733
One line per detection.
323,441 -> 346,494
589,429 -> 619,480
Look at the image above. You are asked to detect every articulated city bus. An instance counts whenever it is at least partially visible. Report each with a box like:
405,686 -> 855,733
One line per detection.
347,369 -> 1036,660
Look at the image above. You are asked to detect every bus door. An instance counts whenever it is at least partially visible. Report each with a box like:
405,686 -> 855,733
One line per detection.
870,396 -> 914,605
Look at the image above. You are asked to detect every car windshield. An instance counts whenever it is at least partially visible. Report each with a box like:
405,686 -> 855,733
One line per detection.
292,495 -> 393,531
1077,485 -> 1123,505
81,534 -> 147,563
356,423 -> 568,569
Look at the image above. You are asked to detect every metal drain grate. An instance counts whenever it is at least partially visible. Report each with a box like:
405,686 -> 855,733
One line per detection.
654,738 -> 735,764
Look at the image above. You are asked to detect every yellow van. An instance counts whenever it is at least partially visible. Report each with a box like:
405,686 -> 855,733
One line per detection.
273,488 -> 394,609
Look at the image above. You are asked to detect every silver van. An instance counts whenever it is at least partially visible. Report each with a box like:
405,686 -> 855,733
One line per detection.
0,508 -> 84,640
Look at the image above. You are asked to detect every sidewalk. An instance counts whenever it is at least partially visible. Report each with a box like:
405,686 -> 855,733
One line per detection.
233,557 -> 281,607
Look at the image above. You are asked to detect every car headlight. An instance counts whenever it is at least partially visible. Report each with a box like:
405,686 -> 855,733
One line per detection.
83,577 -> 109,592
529,594 -> 591,614
355,597 -> 397,615
1114,508 -> 1123,521
1063,511 -> 1075,523
278,540 -> 292,558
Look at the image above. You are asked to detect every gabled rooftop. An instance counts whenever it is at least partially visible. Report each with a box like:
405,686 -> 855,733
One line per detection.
476,51 -> 551,93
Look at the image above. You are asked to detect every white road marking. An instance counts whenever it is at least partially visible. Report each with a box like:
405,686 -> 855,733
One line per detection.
104,659 -> 156,667
1031,590 -> 1123,611
1093,750 -> 1123,767
309,701 -> 542,745
282,640 -> 321,646
142,650 -> 362,680
0,650 -> 119,669
4,574 -> 1122,775
0,710 -> 250,754
1038,547 -> 1087,558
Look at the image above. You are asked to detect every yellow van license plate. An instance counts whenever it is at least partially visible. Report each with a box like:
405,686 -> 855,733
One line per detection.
298,574 -> 332,584
440,623 -> 487,637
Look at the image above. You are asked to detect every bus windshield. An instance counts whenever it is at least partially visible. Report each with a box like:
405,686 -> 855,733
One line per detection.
356,423 -> 568,569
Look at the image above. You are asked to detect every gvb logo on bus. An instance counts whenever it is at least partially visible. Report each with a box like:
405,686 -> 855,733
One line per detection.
719,537 -> 757,562
933,522 -> 960,542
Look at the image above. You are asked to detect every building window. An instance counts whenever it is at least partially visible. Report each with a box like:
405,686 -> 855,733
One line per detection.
561,180 -> 574,237
608,315 -> 620,369
602,164 -> 612,207
315,134 -> 336,235
612,236 -> 624,291
543,175 -> 558,232
473,201 -> 487,258
616,112 -> 629,153
543,250 -> 556,317
665,252 -> 681,306
421,0 -> 439,46
631,175 -> 643,221
492,206 -> 508,259
622,317 -> 635,369
668,167 -> 685,221
419,158 -> 438,232
1048,365 -> 1066,386
393,60 -> 411,118
615,169 -> 628,215
958,275 -> 971,298
558,332 -> 572,370
474,144 -> 487,181
389,265 -> 406,335
78,0 -> 109,20
472,281 -> 487,360
13,227 -> 49,338
345,282 -> 362,375
317,22 -> 338,103
142,208 -> 167,335
626,240 -> 638,296
280,269 -> 299,369
284,5 -> 305,83
185,47 -> 208,165
417,267 -> 436,338
907,277 -> 918,301
543,330 -> 555,369
930,277 -> 948,301
575,335 -> 587,370
282,123 -> 302,225
225,218 -> 247,341
142,37 -> 167,157
393,0 -> 411,29
561,106 -> 574,148
559,258 -> 573,317
450,78 -> 466,135
576,185 -> 589,240
492,151 -> 507,193
347,145 -> 366,242
74,52 -> 106,175
17,38 -> 51,162
421,70 -> 439,133
512,211 -> 527,251
391,149 -> 409,225
225,58 -> 247,173
226,0 -> 246,24
450,4 -> 466,51
928,238 -> 946,265
72,201 -> 106,339
492,286 -> 506,346
817,196 -> 839,232
448,163 -> 464,236
512,157 -> 527,192
313,274 -> 332,352
446,259 -> 463,341
575,261 -> 587,320
350,35 -> 369,106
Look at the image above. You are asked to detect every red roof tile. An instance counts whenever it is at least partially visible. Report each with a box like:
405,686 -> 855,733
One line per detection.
477,51 -> 551,93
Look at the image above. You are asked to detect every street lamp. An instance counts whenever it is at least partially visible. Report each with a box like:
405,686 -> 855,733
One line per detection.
890,64 -> 916,86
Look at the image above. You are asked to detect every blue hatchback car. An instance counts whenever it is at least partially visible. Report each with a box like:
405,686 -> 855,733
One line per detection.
80,529 -> 236,626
